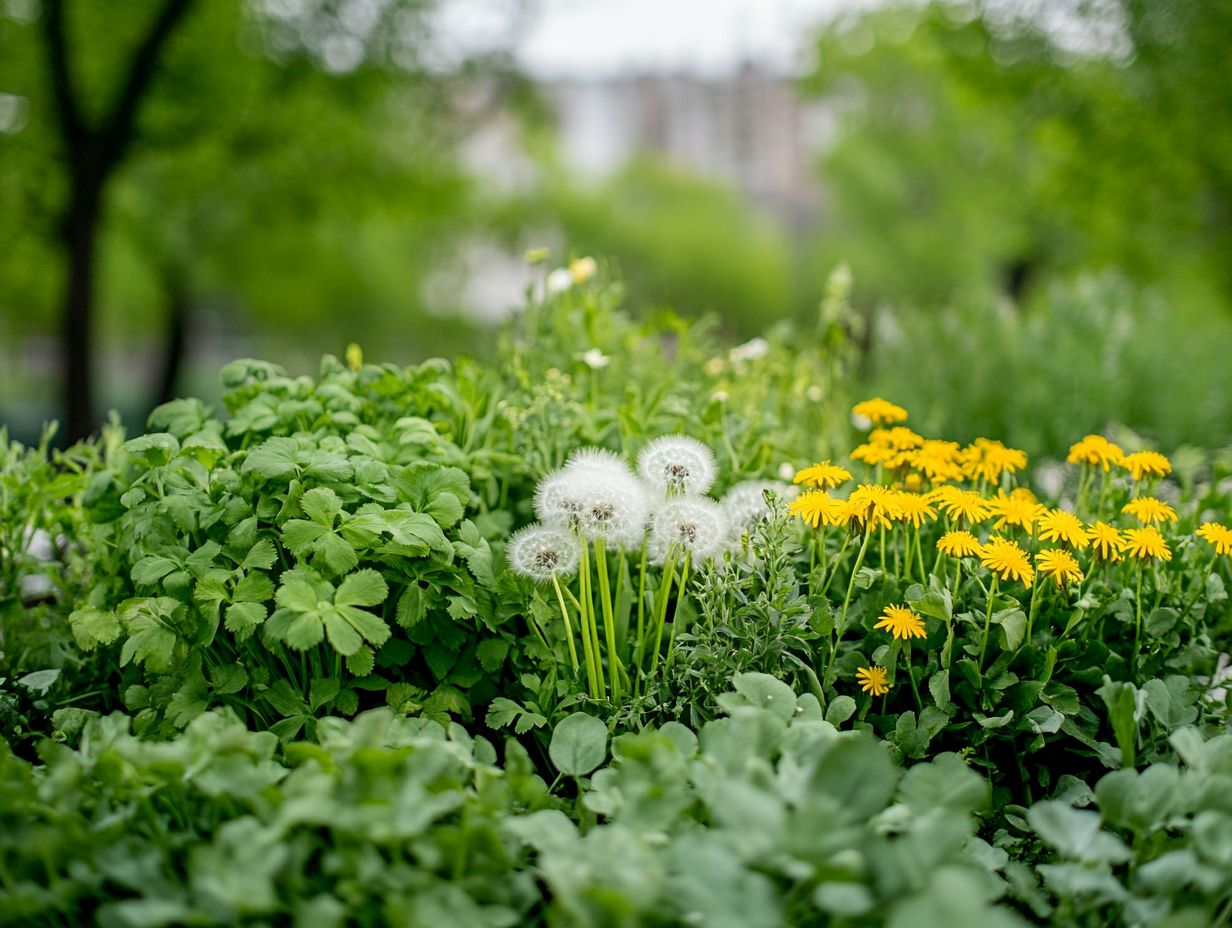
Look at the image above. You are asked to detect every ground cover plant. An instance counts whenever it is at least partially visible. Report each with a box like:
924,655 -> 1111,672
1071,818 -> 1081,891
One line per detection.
2,260 -> 1231,926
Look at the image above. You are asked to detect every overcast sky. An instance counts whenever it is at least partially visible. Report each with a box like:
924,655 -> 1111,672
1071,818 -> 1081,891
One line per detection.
434,0 -> 881,78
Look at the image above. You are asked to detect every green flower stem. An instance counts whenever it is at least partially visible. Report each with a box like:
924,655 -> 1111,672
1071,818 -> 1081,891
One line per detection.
821,533 -> 851,596
914,525 -> 927,582
904,638 -> 923,712
978,575 -> 1000,672
666,553 -> 692,667
1178,553 -> 1219,621
633,541 -> 648,693
551,573 -> 580,675
648,548 -> 679,676
577,542 -> 605,698
1134,560 -> 1144,665
594,537 -> 622,701
824,528 -> 875,681
1025,580 -> 1043,646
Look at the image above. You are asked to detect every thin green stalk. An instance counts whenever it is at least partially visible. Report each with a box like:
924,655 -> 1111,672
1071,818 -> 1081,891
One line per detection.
634,540 -> 648,694
825,528 -> 874,680
578,541 -> 605,698
1025,580 -> 1043,648
904,638 -> 923,712
594,537 -> 622,701
914,524 -> 927,582
821,533 -> 851,596
649,548 -> 679,675
666,553 -> 692,666
551,573 -> 580,675
1134,561 -> 1144,666
979,575 -> 999,671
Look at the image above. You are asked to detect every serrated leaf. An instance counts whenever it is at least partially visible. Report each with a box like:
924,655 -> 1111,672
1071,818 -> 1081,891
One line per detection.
211,663 -> 249,696
476,638 -> 510,673
225,601 -> 267,640
347,646 -> 375,677
300,487 -> 342,526
281,519 -> 328,555
316,532 -> 359,575
131,555 -> 180,587
241,539 -> 278,571
285,612 -> 325,651
397,585 -> 427,627
322,609 -> 364,656
234,571 -> 274,604
276,576 -> 320,612
335,569 -> 388,608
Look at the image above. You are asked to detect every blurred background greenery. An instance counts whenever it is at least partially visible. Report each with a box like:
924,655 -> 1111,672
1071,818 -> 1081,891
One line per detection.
1,0 -> 1230,454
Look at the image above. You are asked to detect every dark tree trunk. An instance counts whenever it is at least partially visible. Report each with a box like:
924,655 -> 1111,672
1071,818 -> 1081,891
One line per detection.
60,176 -> 103,443
153,272 -> 191,409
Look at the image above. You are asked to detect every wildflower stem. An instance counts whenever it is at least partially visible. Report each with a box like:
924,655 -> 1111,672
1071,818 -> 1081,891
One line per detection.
1025,581 -> 1042,647
551,573 -> 580,675
634,541 -> 648,693
979,576 -> 999,672
666,553 -> 692,667
1178,553 -> 1219,621
594,538 -> 622,701
821,533 -> 851,597
1134,561 -> 1144,665
648,549 -> 679,676
577,542 -> 605,698
914,525 -> 927,581
905,638 -> 923,712
826,529 -> 875,681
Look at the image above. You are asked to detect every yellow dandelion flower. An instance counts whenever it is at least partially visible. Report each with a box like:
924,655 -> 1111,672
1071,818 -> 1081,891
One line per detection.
1036,548 -> 1084,588
845,484 -> 902,531
902,472 -> 924,492
793,460 -> 853,490
960,438 -> 1028,484
852,397 -> 908,425
788,491 -> 848,529
875,604 -> 927,640
851,441 -> 896,467
930,485 -> 993,525
1120,450 -> 1172,482
979,536 -> 1035,587
856,665 -> 890,697
1067,434 -> 1124,471
908,439 -> 964,482
878,427 -> 924,450
1197,522 -> 1232,556
1036,508 -> 1090,549
890,491 -> 937,528
937,530 -> 983,558
1122,497 -> 1178,525
989,491 -> 1046,533
1124,526 -> 1172,561
1087,521 -> 1125,561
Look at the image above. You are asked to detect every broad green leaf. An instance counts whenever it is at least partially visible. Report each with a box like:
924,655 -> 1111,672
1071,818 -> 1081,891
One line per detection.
335,604 -> 391,648
276,576 -> 320,612
241,539 -> 278,571
225,602 -> 267,640
323,609 -> 364,656
549,712 -> 608,776
824,695 -> 857,726
335,569 -> 388,608
281,519 -> 329,554
284,612 -> 325,651
316,532 -> 359,575
234,571 -> 274,604
809,735 -> 899,820
300,487 -> 342,526
397,585 -> 428,627
1028,801 -> 1131,864
131,555 -> 180,588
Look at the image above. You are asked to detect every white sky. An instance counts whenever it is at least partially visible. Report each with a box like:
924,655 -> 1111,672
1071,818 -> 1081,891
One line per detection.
434,0 -> 881,78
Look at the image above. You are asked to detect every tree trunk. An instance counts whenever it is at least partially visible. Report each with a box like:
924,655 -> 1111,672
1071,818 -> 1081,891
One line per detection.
153,271 -> 191,410
59,177 -> 103,443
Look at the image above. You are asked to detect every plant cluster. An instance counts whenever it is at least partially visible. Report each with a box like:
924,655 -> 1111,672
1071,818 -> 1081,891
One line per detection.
2,262 -> 1231,924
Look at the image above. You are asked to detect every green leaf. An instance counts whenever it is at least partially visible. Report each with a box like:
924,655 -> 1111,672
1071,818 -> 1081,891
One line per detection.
335,569 -> 388,608
1028,801 -> 1131,864
335,604 -> 391,649
1142,676 -> 1198,730
300,487 -> 342,526
276,576 -> 321,612
485,697 -> 523,730
899,752 -> 988,814
809,735 -> 899,821
725,672 -> 798,721
316,532 -> 359,575
1097,676 -> 1139,768
397,585 -> 428,627
322,609 -> 364,656
242,437 -> 299,480
281,519 -> 329,555
225,601 -> 267,640
824,695 -> 857,726
210,663 -> 249,696
241,540 -> 278,571
975,710 -> 1015,730
476,638 -> 510,673
131,555 -> 180,587
284,612 -> 325,651
993,608 -> 1027,650
549,712 -> 609,776
347,646 -> 375,677
70,607 -> 122,649
234,571 -> 274,603
17,669 -> 60,694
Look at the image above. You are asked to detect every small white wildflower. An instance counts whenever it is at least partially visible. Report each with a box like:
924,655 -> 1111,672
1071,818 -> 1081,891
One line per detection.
637,435 -> 717,496
507,524 -> 580,582
569,256 -> 598,284
704,357 -> 725,377
576,348 -> 611,370
778,462 -> 795,481
546,267 -> 573,295
805,385 -> 823,402
650,497 -> 729,562
851,412 -> 872,430
711,390 -> 728,404
729,337 -> 769,364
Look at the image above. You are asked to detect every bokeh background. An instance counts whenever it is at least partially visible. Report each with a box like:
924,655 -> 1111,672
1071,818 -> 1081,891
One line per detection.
2,0 -> 1230,453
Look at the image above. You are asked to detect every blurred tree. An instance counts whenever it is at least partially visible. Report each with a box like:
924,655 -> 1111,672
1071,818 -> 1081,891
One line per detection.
804,0 -> 1232,312
0,0 -> 501,439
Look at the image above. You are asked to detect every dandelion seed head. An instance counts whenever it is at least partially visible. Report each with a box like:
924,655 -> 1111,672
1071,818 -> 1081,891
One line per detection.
650,496 -> 729,562
507,524 -> 580,582
637,434 -> 717,496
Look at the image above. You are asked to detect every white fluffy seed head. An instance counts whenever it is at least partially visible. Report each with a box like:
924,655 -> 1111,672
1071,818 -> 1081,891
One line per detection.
565,446 -> 634,480
650,496 -> 729,562
534,468 -> 589,528
637,435 -> 716,496
507,524 -> 580,582
572,471 -> 650,547
722,480 -> 797,536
